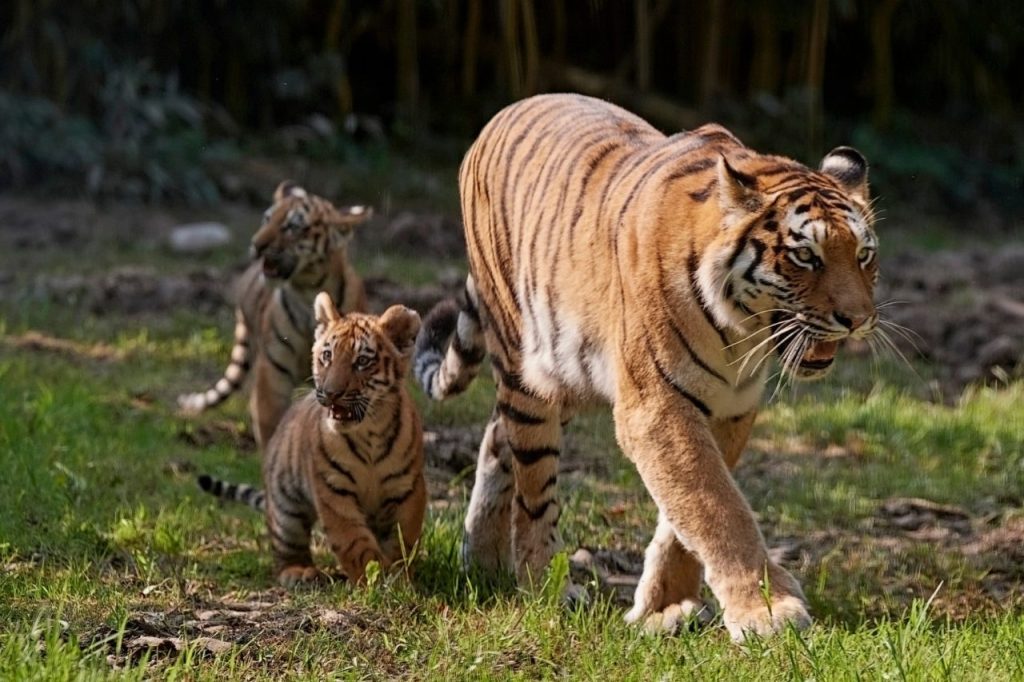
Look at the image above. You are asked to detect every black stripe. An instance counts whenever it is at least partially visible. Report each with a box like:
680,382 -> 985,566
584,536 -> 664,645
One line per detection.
685,245 -> 731,349
280,290 -> 304,331
381,487 -> 415,509
343,434 -> 370,466
382,458 -> 416,485
376,412 -> 404,464
664,157 -> 716,182
318,472 -> 359,500
319,425 -> 357,486
540,475 -> 557,493
516,494 -> 554,521
272,322 -> 297,354
452,331 -> 485,364
497,400 -> 545,424
655,253 -> 728,385
268,523 -> 308,553
689,180 -> 717,202
511,446 -> 559,466
645,339 -> 711,417
266,350 -> 296,380
742,239 -> 767,284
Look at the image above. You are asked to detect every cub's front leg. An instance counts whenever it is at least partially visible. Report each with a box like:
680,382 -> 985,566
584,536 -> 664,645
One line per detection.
614,387 -> 809,640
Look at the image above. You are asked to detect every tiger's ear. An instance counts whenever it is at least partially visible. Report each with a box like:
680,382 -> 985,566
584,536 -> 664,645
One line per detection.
314,292 -> 341,335
379,305 -> 422,357
273,180 -> 307,203
820,147 -> 869,204
717,154 -> 763,222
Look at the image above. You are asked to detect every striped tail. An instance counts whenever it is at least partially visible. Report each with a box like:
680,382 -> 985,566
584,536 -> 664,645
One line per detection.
414,276 -> 487,400
197,474 -> 265,511
178,310 -> 251,414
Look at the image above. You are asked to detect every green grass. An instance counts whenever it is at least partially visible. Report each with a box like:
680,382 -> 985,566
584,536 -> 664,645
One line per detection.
2,211 -> 1024,678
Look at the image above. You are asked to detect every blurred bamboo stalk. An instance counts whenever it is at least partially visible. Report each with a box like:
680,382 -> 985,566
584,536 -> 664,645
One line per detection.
871,0 -> 902,130
461,0 -> 481,97
806,0 -> 829,154
396,0 -> 419,122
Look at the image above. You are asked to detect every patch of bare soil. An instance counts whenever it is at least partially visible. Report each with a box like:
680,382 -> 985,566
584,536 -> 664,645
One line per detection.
89,593 -> 385,670
37,266 -> 231,316
1,330 -> 123,361
364,272 -> 464,316
177,419 -> 257,454
877,247 -> 1024,395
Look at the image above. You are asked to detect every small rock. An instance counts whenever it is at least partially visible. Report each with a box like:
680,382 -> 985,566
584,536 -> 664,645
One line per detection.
168,222 -> 232,254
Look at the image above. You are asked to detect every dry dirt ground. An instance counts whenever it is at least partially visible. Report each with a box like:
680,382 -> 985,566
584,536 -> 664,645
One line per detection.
2,195 -> 1022,633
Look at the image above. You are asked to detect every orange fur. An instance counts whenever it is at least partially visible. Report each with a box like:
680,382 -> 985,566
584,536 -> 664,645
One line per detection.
416,94 -> 878,639
178,182 -> 371,447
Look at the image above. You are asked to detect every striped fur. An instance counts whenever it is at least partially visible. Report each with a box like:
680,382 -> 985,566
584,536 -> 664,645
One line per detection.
204,292 -> 426,587
416,94 -> 879,640
178,181 -> 372,447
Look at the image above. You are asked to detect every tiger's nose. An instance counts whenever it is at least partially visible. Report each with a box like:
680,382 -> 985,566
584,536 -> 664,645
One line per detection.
834,311 -> 870,331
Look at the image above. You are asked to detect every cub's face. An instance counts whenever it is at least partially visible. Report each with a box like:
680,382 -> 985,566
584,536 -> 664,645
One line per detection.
250,181 -> 370,284
311,293 -> 421,428
702,148 -> 878,380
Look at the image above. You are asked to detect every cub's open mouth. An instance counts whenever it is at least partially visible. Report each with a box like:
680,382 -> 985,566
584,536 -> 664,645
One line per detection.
328,404 -> 359,422
797,339 -> 839,370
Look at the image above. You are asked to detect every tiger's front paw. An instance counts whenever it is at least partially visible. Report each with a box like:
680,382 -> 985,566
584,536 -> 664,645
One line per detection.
722,594 -> 811,641
276,565 -> 325,588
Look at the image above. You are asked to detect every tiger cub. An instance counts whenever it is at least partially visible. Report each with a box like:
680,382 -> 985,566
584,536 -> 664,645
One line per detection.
415,94 -> 879,640
199,292 -> 426,586
178,181 -> 371,448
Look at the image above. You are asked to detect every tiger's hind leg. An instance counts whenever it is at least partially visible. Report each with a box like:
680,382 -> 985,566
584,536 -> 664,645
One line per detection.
625,411 -> 757,632
462,411 -> 515,572
497,383 -> 565,588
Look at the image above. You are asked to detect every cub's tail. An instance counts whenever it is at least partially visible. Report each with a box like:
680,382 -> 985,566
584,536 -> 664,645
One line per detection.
197,474 -> 265,512
414,275 -> 486,400
177,310 -> 250,414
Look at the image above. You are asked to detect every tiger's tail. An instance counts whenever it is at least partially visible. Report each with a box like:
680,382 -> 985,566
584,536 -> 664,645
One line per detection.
197,474 -> 265,512
178,309 -> 251,414
414,275 -> 486,400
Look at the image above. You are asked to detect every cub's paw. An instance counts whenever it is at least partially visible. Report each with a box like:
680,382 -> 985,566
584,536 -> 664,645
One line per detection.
722,594 -> 811,641
625,598 -> 713,635
277,565 -> 325,588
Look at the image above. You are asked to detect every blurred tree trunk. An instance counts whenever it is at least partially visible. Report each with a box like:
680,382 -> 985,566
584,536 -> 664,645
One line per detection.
552,0 -> 567,64
520,0 -> 540,95
461,0 -> 481,97
700,0 -> 723,111
870,0 -> 902,130
636,0 -> 652,91
325,0 -> 354,116
500,0 -> 539,99
396,0 -> 419,122
750,0 -> 780,94
806,0 -> 828,154
501,0 -> 521,97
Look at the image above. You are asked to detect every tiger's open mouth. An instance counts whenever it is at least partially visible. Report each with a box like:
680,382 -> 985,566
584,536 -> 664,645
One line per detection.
798,339 -> 839,371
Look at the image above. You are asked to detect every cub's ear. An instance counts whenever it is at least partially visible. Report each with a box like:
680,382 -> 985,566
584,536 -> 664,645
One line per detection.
379,305 -> 422,357
328,205 -> 374,246
273,180 -> 307,203
717,154 -> 763,222
314,292 -> 341,334
820,147 -> 869,204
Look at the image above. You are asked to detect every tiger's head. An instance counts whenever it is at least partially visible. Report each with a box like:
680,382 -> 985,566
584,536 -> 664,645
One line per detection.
250,181 -> 372,286
311,292 -> 421,428
699,147 -> 878,380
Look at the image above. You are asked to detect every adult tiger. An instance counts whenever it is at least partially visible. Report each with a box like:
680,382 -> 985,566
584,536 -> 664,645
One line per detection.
199,292 -> 425,585
414,94 -> 878,640
178,182 -> 371,447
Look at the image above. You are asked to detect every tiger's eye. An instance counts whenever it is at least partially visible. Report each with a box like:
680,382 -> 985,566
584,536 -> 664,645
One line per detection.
795,247 -> 814,262
857,246 -> 874,263
321,348 -> 332,364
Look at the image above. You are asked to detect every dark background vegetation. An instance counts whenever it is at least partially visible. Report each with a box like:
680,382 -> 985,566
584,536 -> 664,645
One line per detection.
2,0 -> 1022,223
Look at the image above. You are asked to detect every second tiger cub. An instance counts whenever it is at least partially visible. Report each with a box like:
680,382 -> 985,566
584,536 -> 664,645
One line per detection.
200,292 -> 426,585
